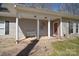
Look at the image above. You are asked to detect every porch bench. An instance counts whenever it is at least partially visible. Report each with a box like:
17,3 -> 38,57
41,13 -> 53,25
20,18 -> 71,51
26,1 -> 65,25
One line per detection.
26,31 -> 37,37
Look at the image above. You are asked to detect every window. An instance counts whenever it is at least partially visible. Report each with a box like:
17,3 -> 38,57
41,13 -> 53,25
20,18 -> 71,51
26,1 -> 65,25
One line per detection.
0,3 -> 2,7
76,23 -> 78,33
69,21 -> 73,34
5,21 -> 9,35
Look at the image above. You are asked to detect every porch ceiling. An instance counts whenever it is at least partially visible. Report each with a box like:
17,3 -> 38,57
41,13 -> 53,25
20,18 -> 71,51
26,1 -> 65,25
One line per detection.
18,11 -> 61,20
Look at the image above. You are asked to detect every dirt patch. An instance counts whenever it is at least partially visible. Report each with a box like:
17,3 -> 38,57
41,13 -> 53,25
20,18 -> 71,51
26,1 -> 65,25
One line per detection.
0,37 -> 60,56
29,37 -> 59,56
0,38 -> 31,56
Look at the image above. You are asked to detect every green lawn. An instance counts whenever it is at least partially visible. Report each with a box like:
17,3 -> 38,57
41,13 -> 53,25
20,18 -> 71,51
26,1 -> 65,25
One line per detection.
50,37 -> 79,56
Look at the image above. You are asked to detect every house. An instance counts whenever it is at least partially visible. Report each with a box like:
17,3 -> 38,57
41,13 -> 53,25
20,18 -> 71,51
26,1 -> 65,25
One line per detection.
0,3 -> 79,44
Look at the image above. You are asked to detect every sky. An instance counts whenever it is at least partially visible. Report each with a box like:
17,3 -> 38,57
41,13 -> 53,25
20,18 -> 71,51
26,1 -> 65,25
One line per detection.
51,3 -> 61,11
19,3 -> 61,11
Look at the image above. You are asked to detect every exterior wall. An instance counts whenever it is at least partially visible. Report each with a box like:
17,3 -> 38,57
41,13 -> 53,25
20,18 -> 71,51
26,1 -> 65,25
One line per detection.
3,17 -> 79,39
19,19 -> 48,39
1,17 -> 79,39
50,21 -> 53,36
62,18 -> 79,37
19,19 -> 37,39
0,17 -> 49,40
0,17 -> 16,39
62,18 -> 69,36
0,18 -> 36,39
0,20 -> 5,35
39,20 -> 48,36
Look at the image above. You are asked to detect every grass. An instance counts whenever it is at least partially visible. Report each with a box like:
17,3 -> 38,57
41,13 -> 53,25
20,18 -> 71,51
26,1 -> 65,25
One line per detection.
50,37 -> 79,56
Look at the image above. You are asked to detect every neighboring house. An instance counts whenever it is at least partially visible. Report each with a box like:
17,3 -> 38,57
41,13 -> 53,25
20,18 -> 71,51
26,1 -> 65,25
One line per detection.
0,3 -> 79,44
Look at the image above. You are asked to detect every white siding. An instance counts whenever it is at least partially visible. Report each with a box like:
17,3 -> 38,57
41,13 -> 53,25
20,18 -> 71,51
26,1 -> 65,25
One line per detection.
0,21 -> 5,35
19,19 -> 48,40
62,20 -> 69,36
0,17 -> 16,39
62,18 -> 79,37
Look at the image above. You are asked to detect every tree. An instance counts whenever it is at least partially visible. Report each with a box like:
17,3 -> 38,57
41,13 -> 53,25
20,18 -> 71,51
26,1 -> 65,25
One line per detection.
60,3 -> 79,15
19,3 -> 79,15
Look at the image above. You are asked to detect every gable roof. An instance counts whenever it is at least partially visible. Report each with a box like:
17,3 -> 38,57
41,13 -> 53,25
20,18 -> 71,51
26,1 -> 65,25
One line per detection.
0,4 -> 16,17
0,3 -> 79,20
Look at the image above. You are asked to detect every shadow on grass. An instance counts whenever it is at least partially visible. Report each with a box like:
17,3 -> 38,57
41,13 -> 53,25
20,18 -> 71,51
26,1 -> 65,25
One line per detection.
16,39 -> 39,56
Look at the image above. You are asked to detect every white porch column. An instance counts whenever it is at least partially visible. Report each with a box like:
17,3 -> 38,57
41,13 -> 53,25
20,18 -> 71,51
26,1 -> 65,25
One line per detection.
37,18 -> 39,39
78,23 -> 79,34
16,17 -> 19,44
73,22 -> 76,34
60,18 -> 63,37
48,19 -> 50,39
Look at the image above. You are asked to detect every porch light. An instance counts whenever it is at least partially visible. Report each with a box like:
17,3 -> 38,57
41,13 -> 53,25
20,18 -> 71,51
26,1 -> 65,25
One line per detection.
34,16 -> 37,18
45,17 -> 47,19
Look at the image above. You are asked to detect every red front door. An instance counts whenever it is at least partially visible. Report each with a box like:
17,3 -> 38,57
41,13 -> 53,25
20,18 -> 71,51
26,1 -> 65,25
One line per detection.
53,23 -> 58,36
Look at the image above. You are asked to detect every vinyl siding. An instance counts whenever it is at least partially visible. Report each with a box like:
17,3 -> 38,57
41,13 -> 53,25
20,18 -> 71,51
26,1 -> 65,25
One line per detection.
62,18 -> 79,37
0,17 -> 49,40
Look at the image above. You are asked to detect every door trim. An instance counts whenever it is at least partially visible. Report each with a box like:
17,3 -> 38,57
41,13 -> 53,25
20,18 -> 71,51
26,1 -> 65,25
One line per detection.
53,21 -> 59,36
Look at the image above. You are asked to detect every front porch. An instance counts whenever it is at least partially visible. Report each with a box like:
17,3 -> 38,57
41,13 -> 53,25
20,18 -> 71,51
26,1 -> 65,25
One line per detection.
16,17 -> 63,44
15,5 -> 63,44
